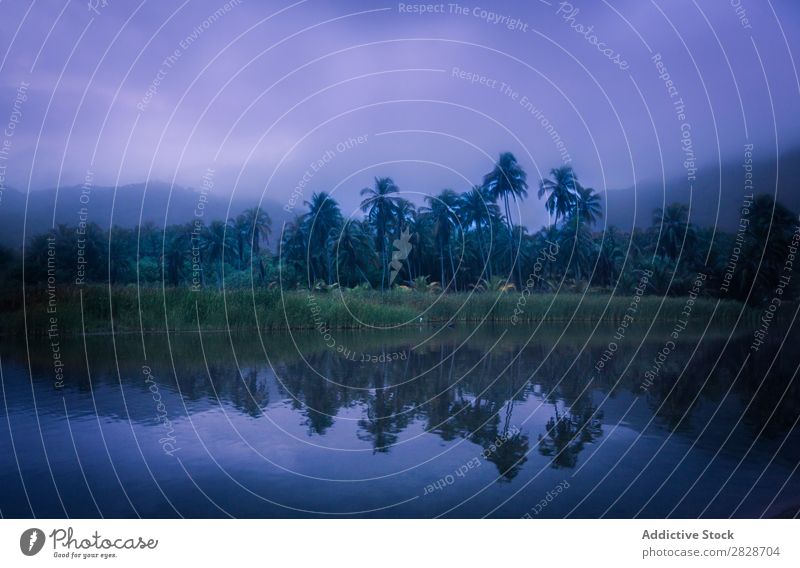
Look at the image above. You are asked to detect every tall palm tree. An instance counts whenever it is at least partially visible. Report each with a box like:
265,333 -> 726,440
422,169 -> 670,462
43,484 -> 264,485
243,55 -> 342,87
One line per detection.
163,226 -> 188,287
410,210 -> 436,283
236,207 -> 272,283
200,220 -> 236,288
303,192 -> 343,285
394,198 -> 416,232
458,185 -> 499,279
576,185 -> 602,226
652,203 -> 693,260
230,215 -> 250,270
422,189 -> 460,291
527,225 -> 562,290
238,207 -> 272,255
558,213 -> 596,283
538,165 -> 578,225
334,219 -> 375,286
360,177 -> 402,291
280,216 -> 311,288
483,152 -> 528,286
595,226 -> 625,287
738,194 -> 797,304
393,198 -> 418,281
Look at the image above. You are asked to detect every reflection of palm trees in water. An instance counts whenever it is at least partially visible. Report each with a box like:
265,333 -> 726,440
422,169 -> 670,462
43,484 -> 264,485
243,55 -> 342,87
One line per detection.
356,342 -> 532,475
484,361 -> 530,481
298,350 -> 353,435
357,388 -> 404,453
36,325 -> 798,483
357,347 -> 412,452
538,398 -> 603,469
237,368 -> 269,418
270,337 -> 598,467
425,343 -> 461,441
485,431 -> 530,481
451,353 -> 531,481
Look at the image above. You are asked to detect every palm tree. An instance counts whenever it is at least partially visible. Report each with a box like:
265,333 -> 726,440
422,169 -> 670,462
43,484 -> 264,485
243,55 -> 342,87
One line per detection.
393,198 -> 417,281
737,194 -> 797,304
645,254 -> 679,295
360,177 -> 402,291
303,192 -> 343,285
230,215 -> 250,270
200,220 -> 236,288
558,213 -> 596,283
422,189 -> 460,291
242,207 -> 272,255
410,210 -> 436,283
483,152 -> 528,286
652,203 -> 693,260
394,198 -> 416,232
595,226 -> 625,287
538,166 -> 578,225
234,207 -> 272,270
458,185 -> 499,279
280,216 -> 311,288
334,219 -> 374,286
163,226 -> 188,286
576,185 -> 602,226
557,180 -> 601,285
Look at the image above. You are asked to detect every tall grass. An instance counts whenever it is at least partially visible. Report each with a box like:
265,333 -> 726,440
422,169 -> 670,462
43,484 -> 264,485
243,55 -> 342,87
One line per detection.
4,285 -> 755,336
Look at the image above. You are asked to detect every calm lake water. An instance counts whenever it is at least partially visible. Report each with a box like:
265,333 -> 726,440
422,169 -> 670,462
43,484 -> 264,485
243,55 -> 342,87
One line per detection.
1,322 -> 799,518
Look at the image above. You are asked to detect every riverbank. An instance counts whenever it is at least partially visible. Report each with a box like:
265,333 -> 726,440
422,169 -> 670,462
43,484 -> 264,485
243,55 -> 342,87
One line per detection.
2,285 -> 755,336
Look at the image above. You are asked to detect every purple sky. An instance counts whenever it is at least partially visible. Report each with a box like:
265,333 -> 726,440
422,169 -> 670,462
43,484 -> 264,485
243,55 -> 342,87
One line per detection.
1,0 -> 799,228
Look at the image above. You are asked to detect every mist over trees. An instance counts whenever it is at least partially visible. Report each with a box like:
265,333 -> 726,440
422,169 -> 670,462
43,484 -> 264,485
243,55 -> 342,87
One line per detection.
3,152 -> 798,307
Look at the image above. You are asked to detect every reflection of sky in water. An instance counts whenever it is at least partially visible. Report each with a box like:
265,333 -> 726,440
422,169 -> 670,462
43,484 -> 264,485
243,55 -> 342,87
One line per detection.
1,324 -> 799,518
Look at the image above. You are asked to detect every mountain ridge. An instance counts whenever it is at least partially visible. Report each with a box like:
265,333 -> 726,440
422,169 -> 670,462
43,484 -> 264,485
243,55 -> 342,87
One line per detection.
0,181 -> 293,249
2,145 -> 798,250
602,146 -> 800,231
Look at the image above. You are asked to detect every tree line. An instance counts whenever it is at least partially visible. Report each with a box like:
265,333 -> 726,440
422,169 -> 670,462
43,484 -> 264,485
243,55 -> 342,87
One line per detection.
3,152 -> 798,306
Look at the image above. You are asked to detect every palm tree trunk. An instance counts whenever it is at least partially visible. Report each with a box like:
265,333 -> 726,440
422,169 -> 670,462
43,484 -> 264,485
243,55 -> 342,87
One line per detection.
476,224 -> 490,279
448,242 -> 457,292
511,196 -> 524,288
439,245 -> 445,292
504,194 -> 515,282
325,237 -> 333,285
326,250 -> 333,285
379,230 -> 386,293
357,266 -> 370,286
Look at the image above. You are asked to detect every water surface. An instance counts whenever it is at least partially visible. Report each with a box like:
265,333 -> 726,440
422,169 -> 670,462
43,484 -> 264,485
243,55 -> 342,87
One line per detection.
1,322 -> 798,518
